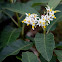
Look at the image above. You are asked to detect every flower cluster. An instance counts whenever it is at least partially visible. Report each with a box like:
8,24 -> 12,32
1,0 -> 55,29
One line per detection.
22,5 -> 59,30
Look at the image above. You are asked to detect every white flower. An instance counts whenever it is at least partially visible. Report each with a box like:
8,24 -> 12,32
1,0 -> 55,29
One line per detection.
46,5 -> 52,13
45,15 -> 53,24
46,5 -> 57,19
37,18 -> 46,28
22,6 -> 59,30
22,13 -> 39,30
41,15 -> 46,21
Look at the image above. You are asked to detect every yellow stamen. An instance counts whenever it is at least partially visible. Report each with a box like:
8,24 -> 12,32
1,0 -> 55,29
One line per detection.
32,26 -> 34,29
24,19 -> 26,21
47,10 -> 49,12
22,21 -> 24,23
28,20 -> 30,23
34,15 -> 36,18
28,13 -> 31,16
39,21 -> 41,24
43,22 -> 45,25
52,14 -> 54,16
48,18 -> 50,20
54,16 -> 56,19
43,18 -> 45,21
43,26 -> 46,28
27,24 -> 29,26
50,9 -> 52,12
54,11 -> 56,13
33,23 -> 35,25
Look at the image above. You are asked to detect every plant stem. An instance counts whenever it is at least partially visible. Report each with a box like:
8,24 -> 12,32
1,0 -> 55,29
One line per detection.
3,11 -> 19,27
44,28 -> 46,34
16,13 -> 21,27
22,23 -> 25,37
19,15 -> 24,20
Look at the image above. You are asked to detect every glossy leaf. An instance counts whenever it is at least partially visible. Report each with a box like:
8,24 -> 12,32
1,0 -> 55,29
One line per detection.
0,39 -> 33,62
40,55 -> 56,62
31,0 -> 49,3
0,26 -> 21,49
48,0 -> 61,9
34,33 -> 55,61
22,52 -> 39,62
55,50 -> 62,62
2,2 -> 39,15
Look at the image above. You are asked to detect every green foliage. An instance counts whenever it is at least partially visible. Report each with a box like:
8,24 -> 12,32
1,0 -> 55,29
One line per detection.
34,33 -> 55,61
0,39 -> 33,62
31,0 -> 49,3
22,52 -> 39,62
48,0 -> 61,9
40,55 -> 56,62
0,0 -> 62,62
0,26 -> 21,49
1,2 -> 39,15
55,50 -> 62,62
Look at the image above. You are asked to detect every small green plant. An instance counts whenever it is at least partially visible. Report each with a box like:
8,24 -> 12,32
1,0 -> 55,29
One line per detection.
0,0 -> 62,62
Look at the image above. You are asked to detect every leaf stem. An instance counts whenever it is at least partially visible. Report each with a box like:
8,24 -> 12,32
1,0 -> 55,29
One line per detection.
16,13 -> 21,27
19,15 -> 24,20
3,11 -> 19,27
44,28 -> 46,34
22,23 -> 25,37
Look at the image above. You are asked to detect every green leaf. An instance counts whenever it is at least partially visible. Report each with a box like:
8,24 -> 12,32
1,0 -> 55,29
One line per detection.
16,56 -> 22,61
48,0 -> 61,9
55,50 -> 62,62
2,2 -> 39,15
34,33 -> 55,61
46,4 -> 62,33
55,4 -> 62,22
40,55 -> 56,62
46,22 -> 58,31
31,0 -> 49,3
0,26 -> 21,49
0,39 -> 33,62
56,42 -> 62,49
32,3 -> 47,7
22,52 -> 39,62
0,0 -> 4,2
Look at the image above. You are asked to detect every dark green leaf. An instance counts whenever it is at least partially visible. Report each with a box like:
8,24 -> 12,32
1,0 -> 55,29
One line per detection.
48,0 -> 61,9
0,26 -> 21,49
22,52 -> 39,62
31,0 -> 49,3
40,55 -> 56,62
2,2 -> 39,15
0,39 -> 33,62
46,22 -> 58,31
34,33 -> 55,61
55,50 -> 62,62
16,56 -> 22,61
